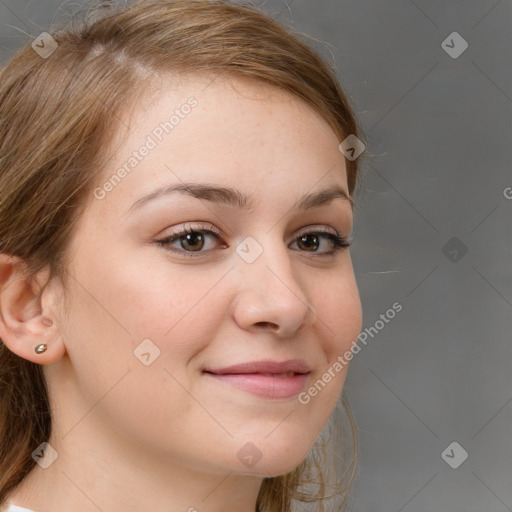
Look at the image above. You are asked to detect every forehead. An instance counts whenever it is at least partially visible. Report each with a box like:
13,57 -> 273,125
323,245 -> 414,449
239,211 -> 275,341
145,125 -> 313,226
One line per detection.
107,72 -> 341,160
87,73 -> 348,218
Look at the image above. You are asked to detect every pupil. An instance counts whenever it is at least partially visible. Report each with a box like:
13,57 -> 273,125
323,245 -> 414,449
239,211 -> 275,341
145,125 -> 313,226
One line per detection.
299,234 -> 318,251
183,232 -> 203,251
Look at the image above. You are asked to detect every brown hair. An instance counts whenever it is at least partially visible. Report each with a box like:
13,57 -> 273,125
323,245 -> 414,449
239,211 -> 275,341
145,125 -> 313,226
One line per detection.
0,1 -> 363,510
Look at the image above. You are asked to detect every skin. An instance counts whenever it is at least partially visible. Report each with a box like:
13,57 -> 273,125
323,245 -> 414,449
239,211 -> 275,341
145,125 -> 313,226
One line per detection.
0,74 -> 362,512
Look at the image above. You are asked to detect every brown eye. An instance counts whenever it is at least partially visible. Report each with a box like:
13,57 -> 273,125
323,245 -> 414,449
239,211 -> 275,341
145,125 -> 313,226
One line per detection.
290,230 -> 351,256
156,225 -> 226,257
297,233 -> 319,251
181,232 -> 205,251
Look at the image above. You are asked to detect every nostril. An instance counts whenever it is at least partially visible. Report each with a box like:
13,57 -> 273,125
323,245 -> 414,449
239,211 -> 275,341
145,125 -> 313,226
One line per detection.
255,321 -> 276,329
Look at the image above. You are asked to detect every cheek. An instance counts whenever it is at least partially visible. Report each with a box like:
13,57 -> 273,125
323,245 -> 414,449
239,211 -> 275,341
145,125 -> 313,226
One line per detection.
62,255 -> 227,393
105,261 -> 228,365
288,268 -> 361,421
310,270 -> 362,362
58,262 -> 229,453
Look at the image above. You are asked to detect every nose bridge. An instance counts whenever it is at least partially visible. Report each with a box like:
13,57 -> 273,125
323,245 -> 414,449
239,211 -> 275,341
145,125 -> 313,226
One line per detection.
232,233 -> 314,334
237,233 -> 302,295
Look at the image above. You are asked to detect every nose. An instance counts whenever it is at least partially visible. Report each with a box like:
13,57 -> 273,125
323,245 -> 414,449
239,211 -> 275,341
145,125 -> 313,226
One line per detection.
231,237 -> 316,338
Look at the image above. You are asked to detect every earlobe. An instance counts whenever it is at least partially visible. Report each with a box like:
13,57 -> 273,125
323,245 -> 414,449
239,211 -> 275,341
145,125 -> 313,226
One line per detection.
0,254 -> 66,364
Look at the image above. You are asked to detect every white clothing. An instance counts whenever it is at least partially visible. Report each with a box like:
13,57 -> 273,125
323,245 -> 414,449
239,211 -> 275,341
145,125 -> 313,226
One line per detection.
5,505 -> 37,512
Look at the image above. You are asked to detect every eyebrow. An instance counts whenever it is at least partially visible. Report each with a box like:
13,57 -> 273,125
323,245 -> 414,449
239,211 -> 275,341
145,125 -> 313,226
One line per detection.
125,182 -> 354,215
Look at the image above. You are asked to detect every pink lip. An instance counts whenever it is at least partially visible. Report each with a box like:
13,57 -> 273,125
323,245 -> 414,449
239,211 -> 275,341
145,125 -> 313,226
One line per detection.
203,359 -> 311,399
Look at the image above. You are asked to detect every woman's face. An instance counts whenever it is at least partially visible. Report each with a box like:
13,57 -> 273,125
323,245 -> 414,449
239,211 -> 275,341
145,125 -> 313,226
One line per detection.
48,74 -> 362,477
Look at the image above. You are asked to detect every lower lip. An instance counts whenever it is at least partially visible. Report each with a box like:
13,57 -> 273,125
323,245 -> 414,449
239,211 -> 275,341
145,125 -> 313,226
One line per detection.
204,372 -> 309,399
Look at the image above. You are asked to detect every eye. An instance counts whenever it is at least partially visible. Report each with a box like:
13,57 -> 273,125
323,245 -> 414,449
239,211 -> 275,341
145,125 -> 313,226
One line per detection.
155,223 -> 351,258
156,223 -> 225,256
290,229 -> 351,256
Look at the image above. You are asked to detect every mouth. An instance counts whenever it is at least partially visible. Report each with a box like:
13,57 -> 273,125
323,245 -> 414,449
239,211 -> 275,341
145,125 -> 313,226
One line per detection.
203,359 -> 311,399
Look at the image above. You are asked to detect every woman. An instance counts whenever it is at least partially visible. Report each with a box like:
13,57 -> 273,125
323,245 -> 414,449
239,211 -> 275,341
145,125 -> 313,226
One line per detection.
0,1 -> 365,510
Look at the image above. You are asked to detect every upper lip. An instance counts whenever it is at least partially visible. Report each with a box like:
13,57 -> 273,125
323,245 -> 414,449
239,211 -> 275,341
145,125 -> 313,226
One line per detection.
204,359 -> 311,375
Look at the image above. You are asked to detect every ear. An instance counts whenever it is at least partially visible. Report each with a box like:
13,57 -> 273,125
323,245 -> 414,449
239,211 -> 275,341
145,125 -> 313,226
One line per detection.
0,253 -> 66,364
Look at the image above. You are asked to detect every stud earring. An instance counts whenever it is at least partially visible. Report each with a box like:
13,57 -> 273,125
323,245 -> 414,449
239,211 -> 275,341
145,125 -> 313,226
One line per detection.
34,344 -> 48,354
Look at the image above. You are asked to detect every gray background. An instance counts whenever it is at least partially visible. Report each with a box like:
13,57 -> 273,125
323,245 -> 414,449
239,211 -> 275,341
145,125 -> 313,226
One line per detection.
1,1 -> 510,511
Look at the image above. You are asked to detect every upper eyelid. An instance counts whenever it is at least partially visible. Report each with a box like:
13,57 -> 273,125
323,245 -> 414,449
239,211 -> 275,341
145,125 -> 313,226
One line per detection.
167,222 -> 222,236
163,222 -> 342,239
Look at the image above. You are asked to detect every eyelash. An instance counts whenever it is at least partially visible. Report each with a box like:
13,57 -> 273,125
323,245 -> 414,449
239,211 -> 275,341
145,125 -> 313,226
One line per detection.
155,223 -> 351,258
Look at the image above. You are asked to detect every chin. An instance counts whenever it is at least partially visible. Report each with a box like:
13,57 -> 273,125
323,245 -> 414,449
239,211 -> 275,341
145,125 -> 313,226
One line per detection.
232,435 -> 314,478
235,455 -> 308,479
